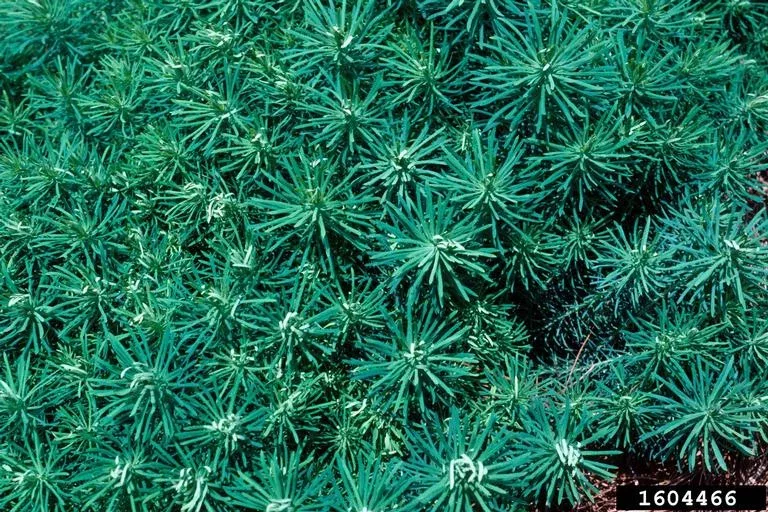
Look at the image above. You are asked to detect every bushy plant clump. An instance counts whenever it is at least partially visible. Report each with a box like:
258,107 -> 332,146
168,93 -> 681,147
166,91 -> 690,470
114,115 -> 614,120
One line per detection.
1,0 -> 767,510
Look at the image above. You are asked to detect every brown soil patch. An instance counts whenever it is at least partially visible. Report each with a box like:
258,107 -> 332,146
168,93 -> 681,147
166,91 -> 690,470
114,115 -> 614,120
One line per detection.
572,448 -> 768,512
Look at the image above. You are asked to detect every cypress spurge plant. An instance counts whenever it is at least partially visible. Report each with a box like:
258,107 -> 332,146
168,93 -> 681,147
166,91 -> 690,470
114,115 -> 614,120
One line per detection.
473,1 -> 613,131
363,114 -> 444,209
642,357 -> 762,472
251,151 -> 375,273
328,454 -> 411,512
372,189 -> 496,305
405,408 -> 519,512
528,107 -> 639,212
384,23 -> 465,117
298,73 -> 386,154
1,0 -> 767,510
350,304 -> 477,418
225,447 -> 327,511
510,401 -> 620,507
289,0 -> 393,79
91,330 -> 201,442
437,128 -> 533,244
0,432 -> 71,512
663,200 -> 768,315
593,363 -> 658,450
594,217 -> 672,313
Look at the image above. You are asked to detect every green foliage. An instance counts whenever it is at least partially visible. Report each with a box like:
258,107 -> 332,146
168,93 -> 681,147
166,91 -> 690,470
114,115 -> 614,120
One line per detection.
642,357 -> 760,472
290,0 -> 393,79
510,401 -> 620,507
384,23 -> 465,117
372,190 -> 496,305
250,150 -> 375,270
405,408 -> 519,511
437,128 -> 533,244
225,447 -> 327,511
330,454 -> 411,511
1,0 -> 767,510
298,73 -> 386,154
363,114 -> 444,208
351,305 -> 476,418
473,2 -> 612,131
594,217 -> 671,313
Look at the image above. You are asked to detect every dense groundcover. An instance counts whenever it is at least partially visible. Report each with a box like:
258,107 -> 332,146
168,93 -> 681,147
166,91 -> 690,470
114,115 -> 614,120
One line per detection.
1,0 -> 768,510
